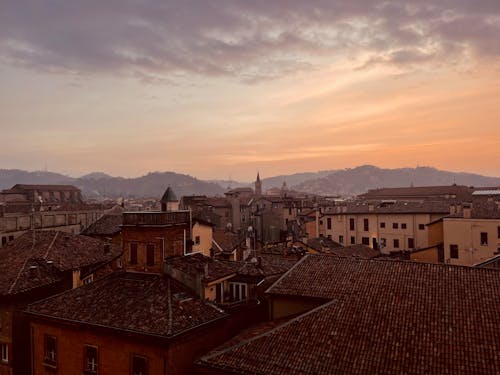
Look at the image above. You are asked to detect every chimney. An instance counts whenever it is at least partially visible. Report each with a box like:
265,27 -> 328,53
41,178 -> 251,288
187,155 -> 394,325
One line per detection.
368,204 -> 374,212
29,265 -> 38,278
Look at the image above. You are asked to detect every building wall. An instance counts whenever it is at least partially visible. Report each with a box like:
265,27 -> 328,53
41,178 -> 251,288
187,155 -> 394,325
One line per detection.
31,321 -> 169,375
29,315 -> 230,375
192,223 -> 212,257
122,226 -> 188,273
410,246 -> 440,263
443,218 -> 500,266
0,209 -> 104,248
322,212 -> 444,253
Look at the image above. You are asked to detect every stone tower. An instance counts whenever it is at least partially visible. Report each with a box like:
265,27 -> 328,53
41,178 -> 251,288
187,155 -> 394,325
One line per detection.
255,172 -> 262,196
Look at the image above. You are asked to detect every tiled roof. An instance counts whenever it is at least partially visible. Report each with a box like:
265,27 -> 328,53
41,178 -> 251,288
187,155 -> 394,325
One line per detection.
325,200 -> 451,215
213,230 -> 243,253
0,231 -> 122,296
166,253 -> 237,283
161,187 -> 178,202
81,214 -> 123,236
331,244 -> 380,258
199,255 -> 500,374
359,185 -> 474,200
306,237 -> 343,252
26,272 -> 227,338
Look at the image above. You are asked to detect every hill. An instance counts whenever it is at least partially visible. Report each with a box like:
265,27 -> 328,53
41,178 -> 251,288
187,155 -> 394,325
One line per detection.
292,165 -> 500,196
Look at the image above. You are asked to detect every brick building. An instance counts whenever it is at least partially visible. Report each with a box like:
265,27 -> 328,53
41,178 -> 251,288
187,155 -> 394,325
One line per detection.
0,231 -> 121,375
197,254 -> 500,374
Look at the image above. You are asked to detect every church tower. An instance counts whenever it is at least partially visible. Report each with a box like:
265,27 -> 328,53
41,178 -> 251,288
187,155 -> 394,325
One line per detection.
255,172 -> 262,196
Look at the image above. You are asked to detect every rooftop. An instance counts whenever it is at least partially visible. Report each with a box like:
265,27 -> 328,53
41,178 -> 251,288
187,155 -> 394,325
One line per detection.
165,253 -> 238,283
27,272 -> 227,338
0,231 -> 122,296
81,214 -> 123,236
199,255 -> 500,374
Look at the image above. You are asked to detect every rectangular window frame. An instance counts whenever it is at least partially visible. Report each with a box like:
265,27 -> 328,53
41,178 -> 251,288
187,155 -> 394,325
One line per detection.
146,244 -> 155,266
131,354 -> 148,375
450,244 -> 459,259
393,239 -> 400,248
83,345 -> 98,374
363,218 -> 369,232
480,232 -> 488,246
130,243 -> 138,265
1,343 -> 8,363
44,335 -> 57,367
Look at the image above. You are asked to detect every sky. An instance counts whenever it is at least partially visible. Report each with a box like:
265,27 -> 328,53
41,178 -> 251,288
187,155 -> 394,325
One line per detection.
1,1 -> 500,181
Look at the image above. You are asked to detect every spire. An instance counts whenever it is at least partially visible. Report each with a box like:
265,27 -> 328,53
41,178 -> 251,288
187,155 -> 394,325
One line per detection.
255,172 -> 262,196
160,186 -> 179,211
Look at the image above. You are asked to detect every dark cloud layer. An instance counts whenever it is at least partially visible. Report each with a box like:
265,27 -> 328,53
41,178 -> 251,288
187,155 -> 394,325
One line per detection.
1,1 -> 499,81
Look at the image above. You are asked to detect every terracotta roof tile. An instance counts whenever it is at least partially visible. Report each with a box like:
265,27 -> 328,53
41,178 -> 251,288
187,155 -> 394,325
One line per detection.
199,256 -> 500,374
0,231 -> 122,296
27,272 -> 227,337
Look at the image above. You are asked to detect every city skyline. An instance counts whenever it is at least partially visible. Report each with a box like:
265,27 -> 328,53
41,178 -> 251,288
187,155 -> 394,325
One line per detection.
2,1 -> 500,180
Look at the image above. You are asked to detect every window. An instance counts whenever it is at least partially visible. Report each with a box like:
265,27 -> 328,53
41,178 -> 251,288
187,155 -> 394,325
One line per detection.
339,235 -> 344,244
130,243 -> 138,265
450,244 -> 459,259
194,236 -> 200,245
1,237 -> 6,246
392,223 -> 398,229
418,224 -> 425,230
408,238 -> 415,249
83,274 -> 94,285
84,345 -> 98,374
350,236 -> 355,245
1,343 -> 7,363
393,239 -> 400,248
401,223 -> 407,229
349,218 -> 355,231
480,232 -> 488,246
380,238 -> 387,247
380,222 -> 386,228
327,218 -> 332,230
363,218 -> 369,231
146,244 -> 155,266
289,207 -> 292,215
229,283 -> 247,301
361,237 -> 370,245
498,226 -> 500,239
44,335 -> 57,366
132,355 -> 147,375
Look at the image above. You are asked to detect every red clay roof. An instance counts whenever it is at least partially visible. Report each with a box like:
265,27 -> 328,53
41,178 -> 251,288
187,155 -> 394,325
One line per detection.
198,255 -> 500,374
27,272 -> 227,338
0,231 -> 122,296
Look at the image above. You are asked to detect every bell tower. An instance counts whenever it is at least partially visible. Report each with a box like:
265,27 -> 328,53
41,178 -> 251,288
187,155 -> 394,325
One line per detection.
255,172 -> 262,196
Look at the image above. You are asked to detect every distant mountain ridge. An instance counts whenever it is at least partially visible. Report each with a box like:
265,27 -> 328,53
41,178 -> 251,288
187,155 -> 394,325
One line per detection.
0,170 -> 224,199
292,165 -> 500,196
1,166 -> 499,199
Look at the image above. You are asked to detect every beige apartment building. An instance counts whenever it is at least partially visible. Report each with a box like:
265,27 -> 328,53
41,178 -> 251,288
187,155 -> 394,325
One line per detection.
320,201 -> 450,254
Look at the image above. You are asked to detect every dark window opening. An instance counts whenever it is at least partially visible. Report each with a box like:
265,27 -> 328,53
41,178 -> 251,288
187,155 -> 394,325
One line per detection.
44,335 -> 57,366
131,355 -> 147,375
130,243 -> 138,265
450,244 -> 459,259
393,223 -> 398,229
393,239 -> 400,248
349,218 -> 355,231
84,345 -> 98,374
146,244 -> 155,266
361,237 -> 370,245
480,232 -> 488,246
350,236 -> 355,245
380,222 -> 386,228
408,238 -> 415,249
363,218 -> 369,231
401,223 -> 407,229
418,224 -> 425,230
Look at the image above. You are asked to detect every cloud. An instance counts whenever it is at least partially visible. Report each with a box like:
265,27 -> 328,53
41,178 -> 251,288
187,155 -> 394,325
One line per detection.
1,1 -> 500,82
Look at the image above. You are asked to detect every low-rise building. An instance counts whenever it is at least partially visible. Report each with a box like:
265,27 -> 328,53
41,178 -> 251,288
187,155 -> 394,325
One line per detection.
0,231 -> 121,375
197,254 -> 500,374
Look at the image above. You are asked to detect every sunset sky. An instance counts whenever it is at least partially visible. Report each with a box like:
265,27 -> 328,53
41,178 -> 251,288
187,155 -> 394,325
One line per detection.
1,1 -> 500,181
